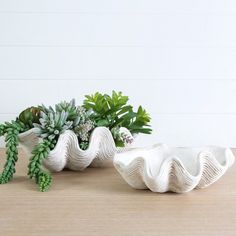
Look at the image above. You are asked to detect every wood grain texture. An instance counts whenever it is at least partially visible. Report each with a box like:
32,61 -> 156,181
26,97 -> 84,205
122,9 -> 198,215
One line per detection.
0,148 -> 235,236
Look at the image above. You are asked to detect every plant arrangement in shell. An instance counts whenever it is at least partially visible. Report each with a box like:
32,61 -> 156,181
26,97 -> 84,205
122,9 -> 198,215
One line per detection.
0,91 -> 152,191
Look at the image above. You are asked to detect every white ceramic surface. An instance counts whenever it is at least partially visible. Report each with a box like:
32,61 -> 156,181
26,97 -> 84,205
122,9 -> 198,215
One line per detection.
18,127 -> 133,172
113,143 -> 235,193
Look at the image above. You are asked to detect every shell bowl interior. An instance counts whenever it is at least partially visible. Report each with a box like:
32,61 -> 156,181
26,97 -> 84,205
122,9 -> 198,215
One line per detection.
113,143 -> 235,193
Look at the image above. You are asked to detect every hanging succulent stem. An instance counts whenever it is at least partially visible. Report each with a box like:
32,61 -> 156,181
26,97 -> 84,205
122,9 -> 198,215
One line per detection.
0,121 -> 25,184
28,139 -> 54,192
0,123 -> 6,136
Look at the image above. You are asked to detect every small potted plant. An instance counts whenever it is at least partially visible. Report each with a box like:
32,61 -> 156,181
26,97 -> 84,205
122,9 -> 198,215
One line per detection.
0,91 -> 152,191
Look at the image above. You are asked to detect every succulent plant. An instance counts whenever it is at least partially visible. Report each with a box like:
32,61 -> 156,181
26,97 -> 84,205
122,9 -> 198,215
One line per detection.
83,91 -> 152,146
40,99 -> 81,128
28,139 -> 53,192
0,124 -> 6,136
55,99 -> 78,120
33,110 -> 73,143
73,106 -> 94,146
111,127 -> 134,147
28,100 -> 94,191
0,93 -> 152,192
29,107 -> 76,191
18,106 -> 42,128
74,120 -> 94,141
74,120 -> 94,150
0,120 -> 25,184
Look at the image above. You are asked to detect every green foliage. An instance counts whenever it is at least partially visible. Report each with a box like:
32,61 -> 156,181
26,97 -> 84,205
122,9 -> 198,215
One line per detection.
73,107 -> 94,149
0,93 -> 152,191
28,102 -> 73,191
55,99 -> 79,121
0,120 -> 25,184
33,110 -> 74,143
28,100 -> 94,190
18,106 -> 42,128
83,91 -> 152,146
0,124 -> 6,136
110,127 -> 134,147
36,100 -> 94,150
28,139 -> 54,192
40,99 -> 80,125
126,106 -> 152,134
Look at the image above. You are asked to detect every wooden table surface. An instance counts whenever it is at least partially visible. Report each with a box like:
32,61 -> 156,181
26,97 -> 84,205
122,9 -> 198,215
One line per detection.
0,148 -> 235,236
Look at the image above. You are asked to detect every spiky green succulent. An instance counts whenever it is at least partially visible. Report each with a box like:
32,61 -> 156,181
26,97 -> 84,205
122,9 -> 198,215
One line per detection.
38,101 -> 94,150
34,99 -> 90,142
55,99 -> 79,121
40,99 -> 80,124
33,110 -> 74,144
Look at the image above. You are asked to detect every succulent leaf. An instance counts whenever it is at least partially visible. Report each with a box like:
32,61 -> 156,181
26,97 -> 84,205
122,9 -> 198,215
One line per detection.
28,139 -> 53,191
83,91 -> 152,146
0,120 -> 25,184
18,107 -> 42,128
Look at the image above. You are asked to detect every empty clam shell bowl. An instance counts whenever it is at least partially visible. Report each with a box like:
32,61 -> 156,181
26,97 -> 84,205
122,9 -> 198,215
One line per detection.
113,144 -> 235,193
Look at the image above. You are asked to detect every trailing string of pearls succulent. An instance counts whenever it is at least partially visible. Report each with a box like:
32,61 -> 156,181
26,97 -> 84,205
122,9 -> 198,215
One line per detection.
28,100 -> 95,191
0,121 -> 26,184
0,91 -> 152,191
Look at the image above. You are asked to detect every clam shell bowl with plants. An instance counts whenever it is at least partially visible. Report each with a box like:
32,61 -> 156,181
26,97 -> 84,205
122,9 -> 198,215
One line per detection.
0,91 -> 152,191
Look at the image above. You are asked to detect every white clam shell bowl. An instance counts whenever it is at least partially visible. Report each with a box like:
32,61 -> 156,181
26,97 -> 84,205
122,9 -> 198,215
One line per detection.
18,127 -> 133,172
113,143 -> 235,193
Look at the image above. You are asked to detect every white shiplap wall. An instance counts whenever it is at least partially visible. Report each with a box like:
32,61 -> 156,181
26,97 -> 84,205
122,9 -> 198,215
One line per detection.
0,0 -> 236,147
